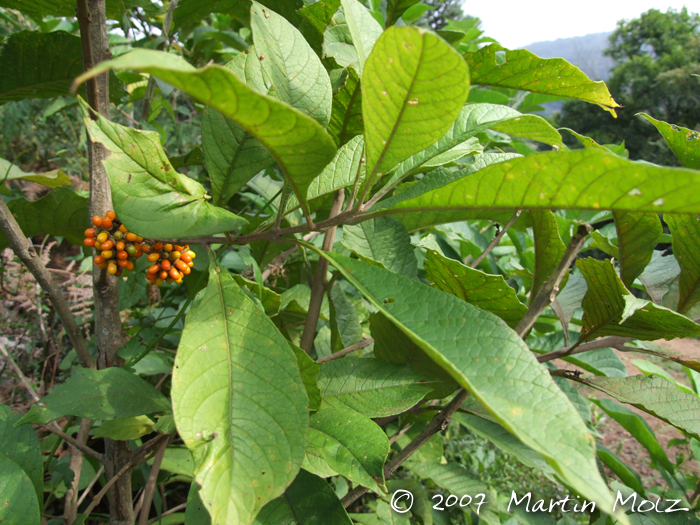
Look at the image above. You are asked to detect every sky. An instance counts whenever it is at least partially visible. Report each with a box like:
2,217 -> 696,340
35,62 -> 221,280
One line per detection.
461,1 -> 698,48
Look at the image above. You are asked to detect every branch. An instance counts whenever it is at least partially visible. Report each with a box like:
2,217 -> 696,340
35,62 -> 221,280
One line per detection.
64,418 -> 93,523
536,335 -> 633,363
0,341 -> 41,402
342,389 -> 470,508
316,338 -> 374,363
147,503 -> 187,525
300,190 -> 345,353
0,201 -> 93,368
469,210 -> 522,269
138,436 -> 171,525
515,223 -> 591,338
77,465 -> 105,507
260,232 -> 319,283
40,423 -> 104,463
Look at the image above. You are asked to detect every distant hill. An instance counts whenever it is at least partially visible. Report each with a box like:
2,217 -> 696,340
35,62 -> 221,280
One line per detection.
521,32 -> 615,81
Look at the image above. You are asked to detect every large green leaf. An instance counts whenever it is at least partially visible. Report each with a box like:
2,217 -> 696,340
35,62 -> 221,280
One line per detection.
252,469 -> 353,525
0,158 -> 70,188
638,251 -> 680,304
82,101 -> 246,238
614,212 -> 662,288
377,149 -> 700,229
576,258 -> 700,341
0,455 -> 41,525
291,345 -> 321,411
342,216 -> 417,277
423,249 -> 527,328
638,113 -> 700,169
0,187 -> 87,250
297,0 -> 341,54
251,1 -> 332,127
0,0 -> 158,20
665,214 -> 700,314
93,416 -> 154,441
385,0 -> 420,27
74,49 -> 337,214
592,398 -> 674,473
340,0 -> 383,75
303,406 -> 390,492
490,114 -> 564,148
329,284 -> 363,352
464,44 -> 620,115
362,26 -> 470,179
16,368 -> 170,426
0,405 -> 43,505
328,66 -> 363,146
317,358 -> 430,417
172,262 -> 308,525
596,444 -> 645,496
530,210 -> 566,302
318,252 -> 620,517
580,375 -> 700,441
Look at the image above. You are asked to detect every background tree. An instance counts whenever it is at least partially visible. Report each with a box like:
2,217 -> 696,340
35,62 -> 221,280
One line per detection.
416,0 -> 465,30
557,7 -> 700,165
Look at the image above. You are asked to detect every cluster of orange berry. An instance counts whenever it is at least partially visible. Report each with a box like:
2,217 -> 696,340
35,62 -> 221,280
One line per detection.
82,211 -> 195,286
145,242 -> 196,286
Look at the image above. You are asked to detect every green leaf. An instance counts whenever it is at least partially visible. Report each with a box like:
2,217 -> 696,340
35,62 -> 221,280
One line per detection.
201,95 -> 275,206
0,158 -> 70,188
232,274 -> 281,316
490,114 -> 564,148
317,357 -> 430,417
423,249 -> 527,328
328,67 -> 363,146
318,251 -> 620,517
587,230 -> 619,258
530,210 -> 566,302
291,345 -> 322,411
576,258 -> 700,341
16,368 -> 170,426
379,149 -> 700,228
252,469 -> 353,525
297,0 -> 341,54
638,252 -> 680,304
385,0 -> 420,27
363,26 -> 470,179
303,406 -> 390,493
638,113 -> 700,169
185,483 -> 211,525
665,214 -> 700,314
0,187 -> 87,251
0,405 -> 43,506
421,137 -> 482,167
465,44 -> 620,115
552,274 -> 587,335
614,212 -> 662,288
329,284 -> 363,352
592,398 -> 674,473
74,49 -> 337,214
93,416 -> 155,441
596,443 -> 645,496
340,0 -> 383,75
81,99 -> 247,238
580,375 -> 700,441
342,216 -> 417,277
172,262 -> 308,525
251,1 -> 332,127
0,455 -> 41,525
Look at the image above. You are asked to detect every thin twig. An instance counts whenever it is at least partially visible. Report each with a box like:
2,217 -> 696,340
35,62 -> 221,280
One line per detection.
40,424 -> 104,463
146,502 -> 187,525
260,232 -> 319,283
300,190 -> 345,353
83,435 -> 169,517
138,436 -> 171,525
469,211 -> 522,269
536,335 -> 632,363
0,342 -> 41,402
342,389 -> 470,508
515,223 -> 592,338
64,418 -> 93,523
77,465 -> 105,507
316,338 -> 374,363
111,103 -> 141,127
0,201 -> 93,368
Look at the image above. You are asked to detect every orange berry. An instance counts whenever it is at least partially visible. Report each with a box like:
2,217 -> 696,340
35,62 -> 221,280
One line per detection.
102,217 -> 113,229
94,255 -> 105,265
106,210 -> 116,220
161,259 -> 171,271
187,261 -> 194,267
148,264 -> 161,274
146,272 -> 157,281
147,253 -> 160,263
179,253 -> 192,263
133,250 -> 142,258
116,241 -> 125,251
117,259 -> 128,268
101,250 -> 114,260
96,232 -> 109,243
84,238 -> 96,247
136,236 -> 143,243
97,262 -> 107,270
115,267 -> 123,277
119,224 -> 128,233
164,244 -> 173,252
153,242 -> 163,250
140,244 -> 151,254
107,261 -> 118,275
126,260 -> 134,271
159,270 -> 168,279
92,216 -> 102,227
169,251 -> 181,262
125,232 -> 137,242
186,250 -> 196,259
183,266 -> 191,275
100,239 -> 114,251
174,245 -> 185,252
169,268 -> 181,280
84,228 -> 95,238
155,278 -> 164,286
117,250 -> 128,260
175,260 -> 188,272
